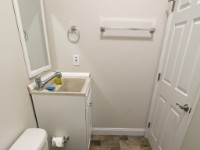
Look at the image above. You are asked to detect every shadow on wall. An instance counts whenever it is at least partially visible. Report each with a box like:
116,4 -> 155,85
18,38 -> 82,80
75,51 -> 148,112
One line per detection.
100,34 -> 154,41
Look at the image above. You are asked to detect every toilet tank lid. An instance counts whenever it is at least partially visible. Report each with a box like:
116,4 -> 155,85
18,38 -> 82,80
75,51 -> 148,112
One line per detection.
10,128 -> 47,150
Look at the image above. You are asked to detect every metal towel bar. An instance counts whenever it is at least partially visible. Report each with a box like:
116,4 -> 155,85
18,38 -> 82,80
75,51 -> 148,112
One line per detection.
100,26 -> 155,34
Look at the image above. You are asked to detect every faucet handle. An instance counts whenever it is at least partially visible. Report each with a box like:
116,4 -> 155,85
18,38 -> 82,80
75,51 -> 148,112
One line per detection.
35,74 -> 42,81
35,74 -> 43,90
35,71 -> 47,80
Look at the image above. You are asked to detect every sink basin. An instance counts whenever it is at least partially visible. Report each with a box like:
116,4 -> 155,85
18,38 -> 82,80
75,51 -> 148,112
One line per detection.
57,78 -> 86,92
31,76 -> 91,95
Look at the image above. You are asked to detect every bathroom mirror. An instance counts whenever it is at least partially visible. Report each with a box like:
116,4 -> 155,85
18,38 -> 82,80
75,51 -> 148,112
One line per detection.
13,0 -> 51,78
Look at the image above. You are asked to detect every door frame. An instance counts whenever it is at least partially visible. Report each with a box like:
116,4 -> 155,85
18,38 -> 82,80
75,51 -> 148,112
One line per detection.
145,7 -> 200,149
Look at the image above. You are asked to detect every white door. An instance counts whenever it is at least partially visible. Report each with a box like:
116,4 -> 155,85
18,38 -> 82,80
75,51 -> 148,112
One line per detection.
146,0 -> 200,149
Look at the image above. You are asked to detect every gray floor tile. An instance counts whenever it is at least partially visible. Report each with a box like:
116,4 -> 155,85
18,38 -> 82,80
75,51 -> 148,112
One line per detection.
101,140 -> 120,147
90,135 -> 152,150
120,140 -> 141,150
90,146 -> 111,150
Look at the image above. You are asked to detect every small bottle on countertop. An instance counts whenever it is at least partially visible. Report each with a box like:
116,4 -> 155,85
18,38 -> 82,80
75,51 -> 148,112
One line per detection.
55,77 -> 62,85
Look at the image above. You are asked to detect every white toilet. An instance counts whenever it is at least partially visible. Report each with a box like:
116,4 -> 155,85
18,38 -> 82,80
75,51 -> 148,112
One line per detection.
10,128 -> 49,150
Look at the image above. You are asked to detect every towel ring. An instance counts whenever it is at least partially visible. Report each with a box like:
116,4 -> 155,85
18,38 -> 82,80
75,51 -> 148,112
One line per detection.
67,26 -> 80,43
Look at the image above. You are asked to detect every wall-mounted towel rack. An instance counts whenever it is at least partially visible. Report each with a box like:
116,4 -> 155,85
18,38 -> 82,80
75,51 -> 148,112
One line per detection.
100,26 -> 156,34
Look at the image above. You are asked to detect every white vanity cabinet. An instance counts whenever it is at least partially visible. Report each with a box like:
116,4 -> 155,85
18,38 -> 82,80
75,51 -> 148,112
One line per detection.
31,78 -> 92,150
85,84 -> 92,149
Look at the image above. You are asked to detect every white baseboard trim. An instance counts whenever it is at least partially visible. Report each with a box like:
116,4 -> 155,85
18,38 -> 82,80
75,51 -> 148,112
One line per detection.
92,128 -> 146,136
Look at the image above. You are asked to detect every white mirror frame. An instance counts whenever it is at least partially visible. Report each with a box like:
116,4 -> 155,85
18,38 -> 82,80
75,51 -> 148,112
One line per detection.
13,0 -> 51,78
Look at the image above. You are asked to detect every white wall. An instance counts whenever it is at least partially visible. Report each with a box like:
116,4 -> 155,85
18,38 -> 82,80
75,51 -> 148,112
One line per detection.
0,0 -> 36,149
44,0 -> 168,128
181,99 -> 200,150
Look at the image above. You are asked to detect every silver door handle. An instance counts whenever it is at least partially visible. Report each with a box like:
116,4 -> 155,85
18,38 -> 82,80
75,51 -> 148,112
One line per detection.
176,103 -> 189,112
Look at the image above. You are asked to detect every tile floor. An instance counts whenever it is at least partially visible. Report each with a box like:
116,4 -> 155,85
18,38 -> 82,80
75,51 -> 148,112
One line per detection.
90,135 -> 152,150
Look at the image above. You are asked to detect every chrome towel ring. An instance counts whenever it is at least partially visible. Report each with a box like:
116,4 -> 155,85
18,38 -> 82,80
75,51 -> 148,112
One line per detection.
67,26 -> 80,43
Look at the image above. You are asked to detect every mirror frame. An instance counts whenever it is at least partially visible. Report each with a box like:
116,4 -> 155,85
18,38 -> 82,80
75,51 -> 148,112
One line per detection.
13,0 -> 51,78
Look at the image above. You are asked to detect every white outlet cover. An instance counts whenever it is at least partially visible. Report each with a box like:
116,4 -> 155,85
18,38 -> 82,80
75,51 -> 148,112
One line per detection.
73,55 -> 79,66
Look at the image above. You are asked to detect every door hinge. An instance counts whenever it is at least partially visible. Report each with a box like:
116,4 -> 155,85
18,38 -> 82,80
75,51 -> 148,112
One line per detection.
189,108 -> 192,113
157,73 -> 161,81
148,122 -> 151,128
168,0 -> 176,12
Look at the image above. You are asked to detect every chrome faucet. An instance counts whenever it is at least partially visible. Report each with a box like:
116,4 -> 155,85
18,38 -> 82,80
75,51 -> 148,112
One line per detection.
35,72 -> 62,90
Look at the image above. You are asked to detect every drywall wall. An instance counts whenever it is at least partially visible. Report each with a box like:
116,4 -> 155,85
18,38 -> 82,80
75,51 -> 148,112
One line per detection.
181,99 -> 200,150
0,0 -> 36,149
44,0 -> 168,128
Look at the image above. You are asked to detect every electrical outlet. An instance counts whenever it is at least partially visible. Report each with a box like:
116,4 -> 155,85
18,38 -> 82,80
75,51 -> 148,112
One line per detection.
73,55 -> 79,66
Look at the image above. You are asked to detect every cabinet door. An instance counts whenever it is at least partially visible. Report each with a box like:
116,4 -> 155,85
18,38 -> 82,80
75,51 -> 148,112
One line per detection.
89,88 -> 93,139
86,85 -> 92,149
86,108 -> 90,149
32,94 -> 87,150
89,101 -> 93,139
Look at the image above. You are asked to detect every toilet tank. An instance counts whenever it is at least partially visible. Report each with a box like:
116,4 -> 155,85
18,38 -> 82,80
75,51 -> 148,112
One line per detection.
9,128 -> 48,150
